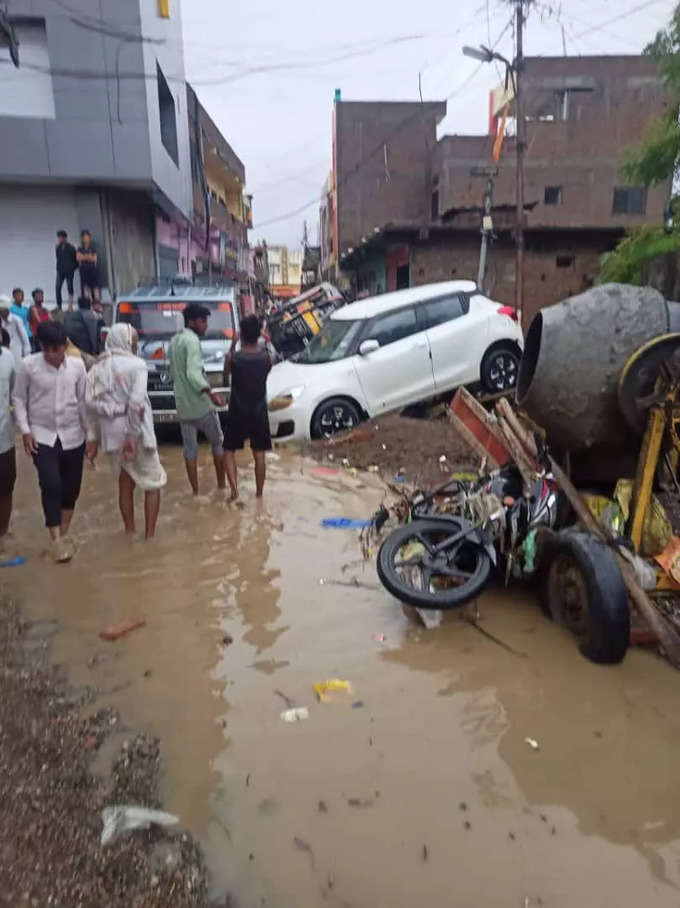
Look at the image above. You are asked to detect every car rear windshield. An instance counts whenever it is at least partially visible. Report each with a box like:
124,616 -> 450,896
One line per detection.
297,319 -> 363,364
116,300 -> 234,338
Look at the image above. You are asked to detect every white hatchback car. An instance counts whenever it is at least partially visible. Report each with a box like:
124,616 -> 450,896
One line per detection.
267,280 -> 523,443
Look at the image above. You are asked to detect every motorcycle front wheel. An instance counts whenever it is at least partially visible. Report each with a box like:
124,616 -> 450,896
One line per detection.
377,518 -> 492,610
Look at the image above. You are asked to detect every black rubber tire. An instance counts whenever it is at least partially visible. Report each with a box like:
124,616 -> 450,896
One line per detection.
311,397 -> 362,440
480,344 -> 521,394
377,517 -> 492,610
541,530 -> 630,664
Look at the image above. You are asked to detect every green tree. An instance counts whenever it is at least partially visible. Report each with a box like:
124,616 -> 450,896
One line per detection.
599,4 -> 680,283
622,2 -> 680,186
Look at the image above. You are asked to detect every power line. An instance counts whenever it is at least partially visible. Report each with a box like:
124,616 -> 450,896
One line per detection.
255,13 -> 515,230
570,0 -> 670,41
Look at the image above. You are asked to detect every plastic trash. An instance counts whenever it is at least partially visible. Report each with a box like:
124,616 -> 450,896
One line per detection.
281,707 -> 309,722
617,545 -> 657,591
101,805 -> 179,846
321,518 -> 371,529
0,556 -> 26,568
524,737 -> 540,751
313,679 -> 352,702
313,466 -> 340,477
655,535 -> 680,585
99,618 -> 146,642
523,530 -> 538,574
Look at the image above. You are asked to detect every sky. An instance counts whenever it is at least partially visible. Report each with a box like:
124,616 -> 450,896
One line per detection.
181,0 -> 677,249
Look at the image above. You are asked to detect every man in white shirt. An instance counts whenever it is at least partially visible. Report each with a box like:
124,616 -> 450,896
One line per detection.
13,321 -> 97,562
0,297 -> 30,367
0,327 -> 16,549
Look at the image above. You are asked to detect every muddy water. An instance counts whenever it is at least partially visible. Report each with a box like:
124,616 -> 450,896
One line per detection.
7,442 -> 680,907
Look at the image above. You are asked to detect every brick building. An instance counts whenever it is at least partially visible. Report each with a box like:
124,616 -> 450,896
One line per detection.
327,55 -> 670,325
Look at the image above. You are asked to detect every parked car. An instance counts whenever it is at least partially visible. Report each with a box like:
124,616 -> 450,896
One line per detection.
267,281 -> 523,443
113,282 -> 240,424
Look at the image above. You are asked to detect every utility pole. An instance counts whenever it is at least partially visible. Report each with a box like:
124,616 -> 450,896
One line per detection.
514,0 -> 526,321
476,174 -> 495,291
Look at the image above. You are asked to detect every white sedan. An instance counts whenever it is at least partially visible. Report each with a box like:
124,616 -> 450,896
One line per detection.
267,280 -> 523,443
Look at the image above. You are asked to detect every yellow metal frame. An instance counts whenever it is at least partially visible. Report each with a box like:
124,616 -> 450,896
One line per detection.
630,407 -> 666,553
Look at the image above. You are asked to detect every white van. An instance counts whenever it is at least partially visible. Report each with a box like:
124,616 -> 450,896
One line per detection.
267,280 -> 523,443
113,282 -> 240,424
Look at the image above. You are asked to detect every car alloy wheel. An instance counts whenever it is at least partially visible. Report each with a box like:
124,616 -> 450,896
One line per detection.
488,351 -> 518,391
318,402 -> 357,437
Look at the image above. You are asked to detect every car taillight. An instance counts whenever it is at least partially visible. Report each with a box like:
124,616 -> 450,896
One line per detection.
497,306 -> 518,321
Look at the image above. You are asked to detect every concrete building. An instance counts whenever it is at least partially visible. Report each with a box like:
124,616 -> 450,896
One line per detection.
268,245 -> 302,299
0,0 -> 249,305
155,85 -> 249,288
327,56 -> 669,324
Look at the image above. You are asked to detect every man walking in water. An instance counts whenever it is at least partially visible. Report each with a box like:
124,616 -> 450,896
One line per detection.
169,303 -> 226,496
223,315 -> 272,500
86,324 -> 166,539
13,321 -> 96,562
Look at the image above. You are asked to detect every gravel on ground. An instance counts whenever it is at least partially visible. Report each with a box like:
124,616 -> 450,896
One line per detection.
0,594 -> 212,908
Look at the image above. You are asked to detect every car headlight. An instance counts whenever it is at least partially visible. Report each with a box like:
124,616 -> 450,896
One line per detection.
268,386 -> 305,411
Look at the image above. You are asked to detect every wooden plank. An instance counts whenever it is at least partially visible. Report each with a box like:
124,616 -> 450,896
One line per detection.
449,387 -> 511,469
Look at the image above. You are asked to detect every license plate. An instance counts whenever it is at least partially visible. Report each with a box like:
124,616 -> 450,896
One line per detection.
154,412 -> 177,424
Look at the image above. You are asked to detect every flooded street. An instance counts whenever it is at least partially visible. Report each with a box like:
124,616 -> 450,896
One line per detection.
7,441 -> 680,907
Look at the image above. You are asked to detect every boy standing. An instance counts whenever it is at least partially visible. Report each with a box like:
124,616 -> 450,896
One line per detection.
169,303 -> 226,495
76,230 -> 100,302
13,321 -> 96,562
55,230 -> 77,311
29,288 -> 51,349
11,288 -> 31,345
223,315 -> 272,500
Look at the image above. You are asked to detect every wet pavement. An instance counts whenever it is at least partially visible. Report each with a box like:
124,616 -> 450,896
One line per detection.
7,441 -> 680,907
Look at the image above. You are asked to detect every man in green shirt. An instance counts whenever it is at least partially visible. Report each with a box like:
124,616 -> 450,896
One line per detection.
169,303 -> 226,495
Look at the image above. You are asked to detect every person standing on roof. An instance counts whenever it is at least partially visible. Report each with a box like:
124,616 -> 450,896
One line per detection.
76,230 -> 100,302
0,296 -> 30,367
169,303 -> 226,496
55,230 -> 77,312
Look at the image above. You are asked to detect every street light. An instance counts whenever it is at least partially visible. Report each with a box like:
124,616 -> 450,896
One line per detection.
462,45 -> 494,63
462,37 -> 523,319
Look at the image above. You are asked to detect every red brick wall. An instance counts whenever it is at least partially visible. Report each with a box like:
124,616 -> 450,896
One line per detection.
408,233 -> 610,329
434,57 -> 670,231
335,101 -> 446,255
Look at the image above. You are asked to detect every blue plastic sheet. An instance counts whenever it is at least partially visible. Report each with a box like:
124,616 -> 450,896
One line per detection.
322,518 -> 371,530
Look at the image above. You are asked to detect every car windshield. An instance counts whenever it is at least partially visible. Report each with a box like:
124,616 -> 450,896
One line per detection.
116,300 -> 234,339
297,319 -> 363,364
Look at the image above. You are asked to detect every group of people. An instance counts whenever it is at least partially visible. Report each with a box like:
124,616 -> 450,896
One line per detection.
0,286 -> 105,373
0,301 -> 272,563
56,228 -> 101,311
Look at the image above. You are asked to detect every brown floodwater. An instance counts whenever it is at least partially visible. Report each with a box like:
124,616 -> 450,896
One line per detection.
6,441 -> 680,907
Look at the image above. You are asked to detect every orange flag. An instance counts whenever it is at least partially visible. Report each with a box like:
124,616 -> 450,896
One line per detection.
493,104 -> 508,163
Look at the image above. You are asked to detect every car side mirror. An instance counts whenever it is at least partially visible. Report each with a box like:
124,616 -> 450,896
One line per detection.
359,339 -> 379,356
